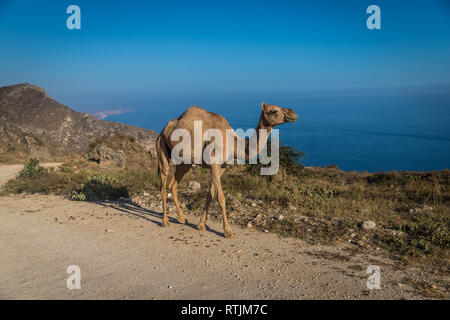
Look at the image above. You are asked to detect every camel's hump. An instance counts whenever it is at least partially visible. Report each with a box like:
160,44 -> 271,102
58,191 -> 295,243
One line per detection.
179,105 -> 226,121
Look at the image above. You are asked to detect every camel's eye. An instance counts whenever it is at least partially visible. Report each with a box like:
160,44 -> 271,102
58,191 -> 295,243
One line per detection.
268,109 -> 278,115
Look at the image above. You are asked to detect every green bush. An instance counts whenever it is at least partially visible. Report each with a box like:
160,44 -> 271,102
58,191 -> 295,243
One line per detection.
89,141 -> 99,150
288,184 -> 336,210
2,162 -> 159,201
279,145 -> 304,175
18,158 -> 44,179
70,174 -> 129,201
382,212 -> 450,258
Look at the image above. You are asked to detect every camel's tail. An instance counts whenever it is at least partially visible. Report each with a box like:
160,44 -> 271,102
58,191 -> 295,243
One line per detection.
156,134 -> 170,177
156,135 -> 162,176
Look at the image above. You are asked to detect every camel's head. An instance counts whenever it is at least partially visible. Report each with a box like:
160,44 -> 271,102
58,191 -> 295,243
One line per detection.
261,103 -> 298,126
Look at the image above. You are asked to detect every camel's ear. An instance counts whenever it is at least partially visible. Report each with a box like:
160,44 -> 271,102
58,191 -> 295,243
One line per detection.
261,103 -> 267,111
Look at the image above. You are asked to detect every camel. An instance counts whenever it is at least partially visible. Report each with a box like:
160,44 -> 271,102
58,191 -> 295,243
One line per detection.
156,103 -> 298,238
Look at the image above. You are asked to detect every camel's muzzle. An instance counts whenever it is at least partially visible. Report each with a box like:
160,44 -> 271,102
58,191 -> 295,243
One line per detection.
283,108 -> 299,123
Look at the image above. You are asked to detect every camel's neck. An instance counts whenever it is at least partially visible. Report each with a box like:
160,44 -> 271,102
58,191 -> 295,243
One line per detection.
243,112 -> 272,161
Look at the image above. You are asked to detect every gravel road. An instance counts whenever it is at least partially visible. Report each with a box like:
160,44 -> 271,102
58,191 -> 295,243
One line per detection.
1,190 -> 441,299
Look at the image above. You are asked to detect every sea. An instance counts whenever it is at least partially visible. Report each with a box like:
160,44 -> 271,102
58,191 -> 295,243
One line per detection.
104,90 -> 450,172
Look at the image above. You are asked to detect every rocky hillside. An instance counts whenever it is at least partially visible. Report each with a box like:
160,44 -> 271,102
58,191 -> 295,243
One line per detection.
0,83 -> 157,163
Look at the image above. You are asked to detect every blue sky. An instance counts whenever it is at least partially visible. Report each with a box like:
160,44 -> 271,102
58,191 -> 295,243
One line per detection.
0,0 -> 449,112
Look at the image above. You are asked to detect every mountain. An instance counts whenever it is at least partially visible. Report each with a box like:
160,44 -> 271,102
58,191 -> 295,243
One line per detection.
0,83 -> 157,163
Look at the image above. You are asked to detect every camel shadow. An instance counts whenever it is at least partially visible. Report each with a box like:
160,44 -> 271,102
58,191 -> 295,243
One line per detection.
94,201 -> 224,237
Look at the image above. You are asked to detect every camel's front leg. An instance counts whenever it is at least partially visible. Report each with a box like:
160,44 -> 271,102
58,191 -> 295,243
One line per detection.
211,165 -> 235,238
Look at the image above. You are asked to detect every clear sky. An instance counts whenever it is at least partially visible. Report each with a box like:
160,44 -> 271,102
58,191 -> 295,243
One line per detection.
1,0 -> 449,112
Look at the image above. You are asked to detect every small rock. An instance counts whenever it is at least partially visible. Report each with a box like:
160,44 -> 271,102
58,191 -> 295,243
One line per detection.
230,199 -> 240,209
188,181 -> 201,192
247,223 -> 253,228
228,211 -> 237,217
277,214 -> 284,221
388,229 -> 407,238
288,204 -> 297,211
409,205 -> 434,214
105,229 -> 113,233
362,220 -> 376,230
251,202 -> 257,207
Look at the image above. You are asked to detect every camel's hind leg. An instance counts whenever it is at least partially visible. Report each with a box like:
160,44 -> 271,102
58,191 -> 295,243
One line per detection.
197,183 -> 215,231
168,164 -> 191,224
156,135 -> 170,227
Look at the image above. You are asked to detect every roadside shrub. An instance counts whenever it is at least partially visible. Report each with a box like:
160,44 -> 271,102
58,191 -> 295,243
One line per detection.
18,158 -> 44,178
2,160 -> 159,200
89,141 -> 100,150
70,173 -> 129,201
381,212 -> 450,258
289,184 -> 336,210
223,174 -> 262,194
279,145 -> 304,175
59,163 -> 74,174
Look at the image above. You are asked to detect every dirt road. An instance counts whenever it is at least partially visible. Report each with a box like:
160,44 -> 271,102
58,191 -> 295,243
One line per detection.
1,190 -> 444,299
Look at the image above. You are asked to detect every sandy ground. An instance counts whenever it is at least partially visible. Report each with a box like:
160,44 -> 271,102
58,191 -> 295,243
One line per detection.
0,165 -> 446,299
1,196 -> 444,300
